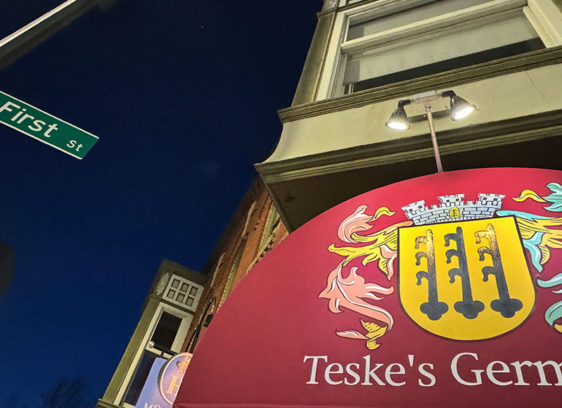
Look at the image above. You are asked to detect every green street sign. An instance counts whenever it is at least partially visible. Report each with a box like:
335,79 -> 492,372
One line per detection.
0,91 -> 98,159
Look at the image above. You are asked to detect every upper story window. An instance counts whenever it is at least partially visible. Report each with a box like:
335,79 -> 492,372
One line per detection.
150,311 -> 182,351
122,307 -> 190,407
164,274 -> 203,311
346,0 -> 496,40
318,0 -> 559,98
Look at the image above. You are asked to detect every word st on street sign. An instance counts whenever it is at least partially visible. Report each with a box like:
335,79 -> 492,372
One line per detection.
0,91 -> 98,159
176,168 -> 562,408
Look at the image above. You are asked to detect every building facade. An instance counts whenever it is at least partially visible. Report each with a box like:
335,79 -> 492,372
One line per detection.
96,179 -> 289,408
183,178 -> 289,354
98,1 -> 562,406
97,260 -> 206,408
257,0 -> 562,231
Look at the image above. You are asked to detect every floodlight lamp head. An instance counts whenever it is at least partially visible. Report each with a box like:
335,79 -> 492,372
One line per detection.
385,103 -> 410,130
449,94 -> 475,121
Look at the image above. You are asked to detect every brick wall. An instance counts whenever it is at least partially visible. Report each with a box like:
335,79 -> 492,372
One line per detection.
182,178 -> 289,352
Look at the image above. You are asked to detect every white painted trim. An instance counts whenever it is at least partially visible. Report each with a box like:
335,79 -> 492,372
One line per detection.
240,201 -> 257,237
317,0 -> 469,99
209,253 -> 225,288
316,0 -> 545,100
343,8 -> 525,59
344,0 -> 439,24
528,0 -> 562,45
524,6 -> 556,46
115,307 -> 161,404
115,304 -> 193,405
164,305 -> 192,353
258,206 -> 279,253
316,11 -> 347,99
341,1 -> 527,54
163,274 -> 204,312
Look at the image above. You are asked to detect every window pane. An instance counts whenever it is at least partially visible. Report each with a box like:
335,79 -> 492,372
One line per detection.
189,287 -> 198,296
348,0 -> 493,40
171,279 -> 179,288
187,297 -> 194,306
181,283 -> 188,292
344,12 -> 543,90
151,311 -> 182,350
351,39 -> 543,92
123,352 -> 156,406
177,293 -> 185,302
167,289 -> 176,298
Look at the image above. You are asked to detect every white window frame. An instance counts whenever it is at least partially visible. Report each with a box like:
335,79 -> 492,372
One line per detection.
316,0 -> 562,100
163,274 -> 204,312
219,237 -> 247,307
117,303 -> 192,407
258,206 -> 281,254
209,253 -> 225,289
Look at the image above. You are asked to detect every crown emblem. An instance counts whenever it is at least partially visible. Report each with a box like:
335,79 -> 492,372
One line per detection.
402,194 -> 504,226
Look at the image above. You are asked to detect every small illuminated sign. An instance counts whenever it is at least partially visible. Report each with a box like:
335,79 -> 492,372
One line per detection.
159,353 -> 192,405
134,353 -> 192,408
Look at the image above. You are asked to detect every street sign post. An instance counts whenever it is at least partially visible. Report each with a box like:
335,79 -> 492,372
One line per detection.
0,91 -> 98,159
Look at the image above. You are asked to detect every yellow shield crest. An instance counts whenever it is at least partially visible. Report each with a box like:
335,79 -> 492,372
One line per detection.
398,217 -> 535,340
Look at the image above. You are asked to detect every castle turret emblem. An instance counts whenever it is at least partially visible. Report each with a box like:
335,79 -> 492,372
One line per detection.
402,193 -> 505,225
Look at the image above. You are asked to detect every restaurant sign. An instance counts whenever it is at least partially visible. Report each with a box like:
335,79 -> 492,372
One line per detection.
176,168 -> 562,408
136,353 -> 191,408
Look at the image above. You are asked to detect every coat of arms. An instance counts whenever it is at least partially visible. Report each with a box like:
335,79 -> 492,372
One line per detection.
319,184 -> 562,349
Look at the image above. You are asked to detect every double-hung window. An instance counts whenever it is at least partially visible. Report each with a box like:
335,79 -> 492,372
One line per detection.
319,0 -> 561,99
121,307 -> 191,407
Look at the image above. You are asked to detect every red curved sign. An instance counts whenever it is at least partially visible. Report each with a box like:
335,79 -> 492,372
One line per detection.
176,168 -> 562,408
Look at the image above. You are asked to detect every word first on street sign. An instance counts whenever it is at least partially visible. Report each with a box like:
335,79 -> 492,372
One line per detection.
0,91 -> 98,159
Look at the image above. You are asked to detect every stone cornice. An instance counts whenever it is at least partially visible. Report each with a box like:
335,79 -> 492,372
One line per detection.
258,109 -> 562,182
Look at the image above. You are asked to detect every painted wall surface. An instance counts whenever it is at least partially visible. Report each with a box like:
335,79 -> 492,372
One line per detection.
265,64 -> 562,162
175,168 -> 562,408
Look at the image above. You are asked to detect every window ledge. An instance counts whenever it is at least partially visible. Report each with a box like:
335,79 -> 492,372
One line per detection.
278,46 -> 562,123
260,109 -> 562,181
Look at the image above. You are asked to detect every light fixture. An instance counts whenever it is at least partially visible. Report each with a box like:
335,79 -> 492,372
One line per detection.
385,90 -> 475,173
385,102 -> 410,130
449,95 -> 475,120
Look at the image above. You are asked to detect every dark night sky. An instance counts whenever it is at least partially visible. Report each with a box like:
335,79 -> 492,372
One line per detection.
0,1 -> 320,405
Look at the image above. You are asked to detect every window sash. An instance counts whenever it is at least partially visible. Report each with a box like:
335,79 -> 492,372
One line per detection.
315,0 -> 556,99
343,9 -> 541,84
347,0 -> 494,41
116,304 -> 191,405
341,0 -> 528,54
